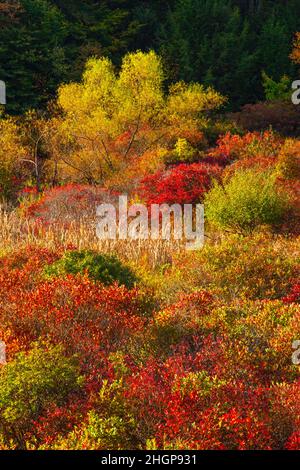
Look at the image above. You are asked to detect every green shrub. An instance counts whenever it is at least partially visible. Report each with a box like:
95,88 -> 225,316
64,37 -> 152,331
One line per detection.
164,138 -> 198,165
45,250 -> 137,288
0,343 -> 83,449
262,72 -> 291,102
204,169 -> 289,233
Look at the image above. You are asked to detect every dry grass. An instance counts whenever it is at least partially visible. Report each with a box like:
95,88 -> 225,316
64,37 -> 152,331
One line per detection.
0,206 -> 184,268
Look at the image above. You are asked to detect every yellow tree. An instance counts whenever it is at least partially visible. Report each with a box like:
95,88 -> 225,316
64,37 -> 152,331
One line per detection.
52,50 -> 225,187
0,116 -> 27,200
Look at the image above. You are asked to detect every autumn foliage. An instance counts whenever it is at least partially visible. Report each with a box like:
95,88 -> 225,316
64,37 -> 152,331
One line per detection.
0,237 -> 298,450
139,163 -> 220,205
0,49 -> 299,451
290,32 -> 300,64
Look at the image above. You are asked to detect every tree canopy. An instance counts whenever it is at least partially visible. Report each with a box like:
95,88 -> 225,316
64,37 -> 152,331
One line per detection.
50,50 -> 224,185
1,0 -> 300,113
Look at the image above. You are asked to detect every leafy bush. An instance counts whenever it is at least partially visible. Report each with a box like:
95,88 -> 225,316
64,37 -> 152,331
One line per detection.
215,299 -> 300,378
276,139 -> 300,180
55,375 -> 139,450
0,343 -> 83,449
0,238 -> 299,450
208,130 -> 280,164
45,250 -> 137,288
0,272 -> 145,362
24,184 -> 119,225
150,291 -> 214,353
164,138 -> 199,165
160,234 -> 299,302
283,282 -> 300,304
230,102 -> 300,137
140,163 -> 220,205
223,156 -> 276,179
205,169 -> 289,233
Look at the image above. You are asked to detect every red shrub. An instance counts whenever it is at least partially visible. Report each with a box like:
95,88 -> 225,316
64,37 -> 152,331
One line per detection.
0,247 -> 145,381
139,163 -> 220,205
208,130 -> 280,163
283,282 -> 300,304
1,276 -> 144,355
285,432 -> 300,450
32,399 -> 90,446
223,156 -> 276,178
24,184 -> 119,225
1,243 -> 299,449
230,101 -> 300,137
121,342 -> 273,449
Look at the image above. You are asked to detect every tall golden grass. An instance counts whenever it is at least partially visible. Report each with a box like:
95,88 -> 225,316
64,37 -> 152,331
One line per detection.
0,205 -> 184,268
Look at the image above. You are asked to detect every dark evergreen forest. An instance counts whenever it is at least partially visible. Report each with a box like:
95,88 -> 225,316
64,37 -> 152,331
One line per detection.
1,0 -> 300,113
